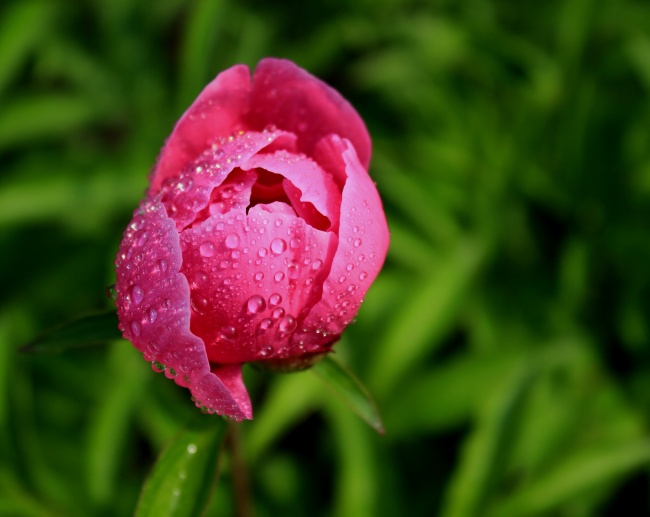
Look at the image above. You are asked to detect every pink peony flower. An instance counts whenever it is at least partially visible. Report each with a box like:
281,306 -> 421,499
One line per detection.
114,58 -> 389,420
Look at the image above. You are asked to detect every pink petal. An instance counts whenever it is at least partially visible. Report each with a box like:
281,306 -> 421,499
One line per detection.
150,65 -> 252,193
247,58 -> 372,169
294,136 -> 389,349
115,198 -> 252,420
180,202 -> 336,364
157,129 -> 290,231
241,149 -> 342,230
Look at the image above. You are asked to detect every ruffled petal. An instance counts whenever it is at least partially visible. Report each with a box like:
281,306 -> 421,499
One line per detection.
115,198 -> 252,420
158,129 -> 290,231
247,58 -> 372,169
241,149 -> 341,230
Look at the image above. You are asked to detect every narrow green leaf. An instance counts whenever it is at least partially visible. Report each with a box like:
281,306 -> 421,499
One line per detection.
370,238 -> 485,397
20,310 -> 121,354
442,362 -> 536,517
246,371 -> 322,463
312,355 -> 384,435
0,0 -> 53,96
136,416 -> 228,517
489,440 -> 650,517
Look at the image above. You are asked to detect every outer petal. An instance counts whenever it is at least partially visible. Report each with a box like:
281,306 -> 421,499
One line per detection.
181,202 -> 336,364
293,135 -> 389,349
115,198 -> 252,420
247,58 -> 372,169
150,65 -> 252,193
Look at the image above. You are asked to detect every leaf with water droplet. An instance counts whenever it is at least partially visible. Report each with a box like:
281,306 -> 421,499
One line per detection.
20,310 -> 121,354
136,416 -> 227,517
311,355 -> 384,434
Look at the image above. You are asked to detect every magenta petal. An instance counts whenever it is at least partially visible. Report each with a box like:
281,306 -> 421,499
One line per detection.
241,149 -> 342,230
247,58 -> 372,169
211,364 -> 252,418
151,64 -> 252,193
295,136 -> 389,348
158,130 -> 290,231
115,198 -> 252,420
180,202 -> 336,364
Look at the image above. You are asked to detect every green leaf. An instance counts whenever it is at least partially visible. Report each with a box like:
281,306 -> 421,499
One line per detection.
312,355 -> 384,435
489,440 -> 650,517
442,361 -> 536,517
136,416 -> 228,517
20,310 -> 121,354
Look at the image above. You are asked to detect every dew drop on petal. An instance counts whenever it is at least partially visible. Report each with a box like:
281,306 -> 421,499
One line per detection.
254,272 -> 264,281
353,238 -> 362,248
270,238 -> 287,255
269,293 -> 282,307
148,308 -> 158,324
311,259 -> 323,270
272,307 -> 285,319
259,319 -> 273,331
132,285 -> 144,305
246,295 -> 266,314
346,263 -> 354,272
131,321 -> 141,337
258,247 -> 268,258
279,315 -> 297,333
274,271 -> 285,282
288,264 -> 300,279
199,241 -> 216,257
225,233 -> 240,249
359,271 -> 368,280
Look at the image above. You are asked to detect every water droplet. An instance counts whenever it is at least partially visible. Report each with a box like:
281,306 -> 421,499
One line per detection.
290,238 -> 302,249
219,260 -> 230,269
152,361 -> 165,373
258,247 -> 268,258
187,444 -> 197,454
231,250 -> 241,259
353,238 -> 362,248
272,307 -> 285,319
225,233 -> 240,249
279,315 -> 297,333
158,259 -> 168,273
346,263 -> 354,272
132,285 -> 144,305
254,272 -> 264,281
311,259 -> 323,270
274,271 -> 285,282
288,264 -> 300,279
131,321 -> 141,337
270,238 -> 287,255
353,226 -> 360,233
148,308 -> 158,324
359,272 -> 368,280
246,295 -> 266,314
199,241 -> 216,257
178,178 -> 193,192
259,319 -> 273,331
269,293 -> 282,306
338,275 -> 346,284
275,219 -> 283,227
135,230 -> 148,246
221,326 -> 237,340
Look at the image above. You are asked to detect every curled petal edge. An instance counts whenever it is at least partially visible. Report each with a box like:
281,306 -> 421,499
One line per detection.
115,198 -> 252,420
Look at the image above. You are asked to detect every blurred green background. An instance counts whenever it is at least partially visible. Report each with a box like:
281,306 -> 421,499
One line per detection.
3,0 -> 650,515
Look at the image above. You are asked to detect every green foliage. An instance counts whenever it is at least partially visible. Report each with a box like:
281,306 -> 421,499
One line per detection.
3,0 -> 650,515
